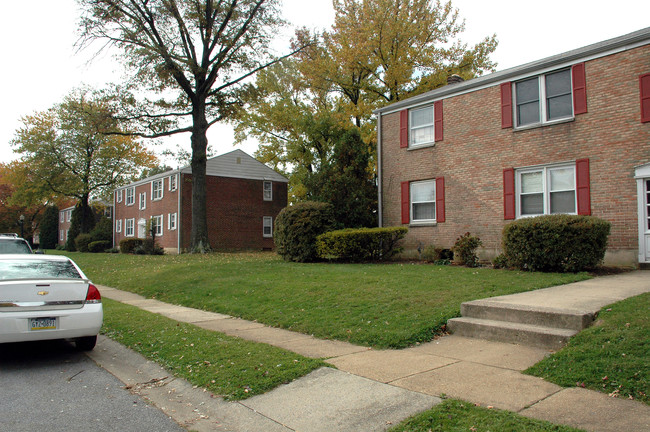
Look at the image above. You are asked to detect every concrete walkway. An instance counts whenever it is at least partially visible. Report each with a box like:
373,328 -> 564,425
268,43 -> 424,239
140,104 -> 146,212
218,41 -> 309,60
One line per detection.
93,271 -> 650,432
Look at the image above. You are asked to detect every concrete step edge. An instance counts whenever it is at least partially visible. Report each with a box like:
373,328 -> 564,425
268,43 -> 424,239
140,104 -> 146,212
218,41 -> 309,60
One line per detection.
447,317 -> 578,349
460,300 -> 595,330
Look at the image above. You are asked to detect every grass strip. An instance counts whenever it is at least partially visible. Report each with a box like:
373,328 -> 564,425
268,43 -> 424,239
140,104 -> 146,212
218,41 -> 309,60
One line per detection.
525,292 -> 649,405
64,251 -> 589,349
390,399 -> 585,432
101,298 -> 326,400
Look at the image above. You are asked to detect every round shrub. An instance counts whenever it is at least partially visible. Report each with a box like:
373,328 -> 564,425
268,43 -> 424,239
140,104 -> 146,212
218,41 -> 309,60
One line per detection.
88,240 -> 112,253
75,233 -> 94,253
274,201 -> 336,262
502,215 -> 611,272
452,232 -> 483,267
119,238 -> 144,254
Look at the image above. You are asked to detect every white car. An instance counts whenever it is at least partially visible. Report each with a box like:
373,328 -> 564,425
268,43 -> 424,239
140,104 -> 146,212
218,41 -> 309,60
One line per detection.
0,254 -> 103,350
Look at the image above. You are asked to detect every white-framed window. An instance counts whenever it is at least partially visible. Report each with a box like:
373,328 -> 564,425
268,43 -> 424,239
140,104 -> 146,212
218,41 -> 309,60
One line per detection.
139,192 -> 147,210
410,180 -> 436,223
169,174 -> 177,192
60,212 -> 64,223
152,215 -> 163,236
263,216 -> 273,238
59,230 -> 64,241
517,164 -> 576,217
125,218 -> 135,237
152,178 -> 164,200
116,219 -> 122,233
116,189 -> 123,203
65,229 -> 69,241
66,210 -> 72,222
125,187 -> 135,206
168,212 -> 177,231
409,105 -> 435,147
515,68 -> 573,128
263,181 -> 272,201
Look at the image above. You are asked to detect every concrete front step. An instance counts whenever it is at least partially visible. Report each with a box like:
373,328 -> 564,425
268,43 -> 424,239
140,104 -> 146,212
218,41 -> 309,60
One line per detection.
447,317 -> 578,350
460,300 -> 595,331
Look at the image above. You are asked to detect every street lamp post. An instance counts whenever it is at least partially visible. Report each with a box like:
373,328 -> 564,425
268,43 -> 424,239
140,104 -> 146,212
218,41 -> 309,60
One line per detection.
19,214 -> 25,238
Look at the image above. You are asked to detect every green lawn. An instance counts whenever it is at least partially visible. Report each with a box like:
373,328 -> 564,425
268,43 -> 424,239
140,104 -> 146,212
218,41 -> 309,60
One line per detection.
61,251 -> 589,348
390,399 -> 584,432
102,298 -> 325,400
525,292 -> 650,405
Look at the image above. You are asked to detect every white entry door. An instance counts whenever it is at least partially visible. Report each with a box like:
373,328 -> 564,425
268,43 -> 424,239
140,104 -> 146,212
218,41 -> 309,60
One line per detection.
639,178 -> 650,263
636,163 -> 650,264
138,218 -> 147,238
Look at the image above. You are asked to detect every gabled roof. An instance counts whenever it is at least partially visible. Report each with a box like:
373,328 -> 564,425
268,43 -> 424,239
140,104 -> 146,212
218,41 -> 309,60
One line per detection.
180,149 -> 288,183
117,149 -> 287,190
375,26 -> 650,115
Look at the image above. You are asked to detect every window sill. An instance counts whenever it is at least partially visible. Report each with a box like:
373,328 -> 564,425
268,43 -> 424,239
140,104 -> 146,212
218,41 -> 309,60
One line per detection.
408,142 -> 435,151
514,116 -> 574,132
409,222 -> 437,227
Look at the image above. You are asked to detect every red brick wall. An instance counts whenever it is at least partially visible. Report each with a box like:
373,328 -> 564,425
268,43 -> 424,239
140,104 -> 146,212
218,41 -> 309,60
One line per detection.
180,174 -> 288,251
114,174 -> 180,250
57,208 -> 73,246
381,44 -> 650,261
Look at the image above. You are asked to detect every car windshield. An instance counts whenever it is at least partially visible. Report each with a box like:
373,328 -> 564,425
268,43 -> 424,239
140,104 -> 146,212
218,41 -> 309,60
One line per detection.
0,239 -> 32,254
0,260 -> 82,280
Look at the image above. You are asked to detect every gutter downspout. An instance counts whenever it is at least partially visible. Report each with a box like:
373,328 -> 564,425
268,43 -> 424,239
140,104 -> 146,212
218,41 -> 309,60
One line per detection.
177,171 -> 182,254
377,113 -> 383,228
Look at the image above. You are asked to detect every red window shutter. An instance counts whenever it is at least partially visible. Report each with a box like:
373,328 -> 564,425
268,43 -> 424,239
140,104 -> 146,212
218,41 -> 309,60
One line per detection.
572,63 -> 588,115
576,158 -> 591,216
640,73 -> 650,123
400,109 -> 408,148
435,177 -> 445,222
503,168 -> 516,220
434,100 -> 444,142
401,181 -> 410,224
500,82 -> 513,128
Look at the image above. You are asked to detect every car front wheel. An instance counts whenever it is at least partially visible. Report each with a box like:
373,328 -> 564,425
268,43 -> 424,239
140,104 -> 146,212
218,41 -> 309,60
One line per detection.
75,335 -> 97,351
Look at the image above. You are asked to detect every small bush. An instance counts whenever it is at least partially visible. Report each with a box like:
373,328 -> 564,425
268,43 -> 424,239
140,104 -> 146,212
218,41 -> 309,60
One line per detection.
88,240 -> 112,253
119,238 -> 144,254
134,238 -> 165,255
421,246 -> 453,263
502,214 -> 610,272
453,232 -> 483,267
274,201 -> 337,262
316,227 -> 408,262
492,253 -> 511,269
75,233 -> 94,253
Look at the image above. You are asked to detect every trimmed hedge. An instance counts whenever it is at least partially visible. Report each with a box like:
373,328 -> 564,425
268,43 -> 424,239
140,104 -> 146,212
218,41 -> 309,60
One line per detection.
274,201 -> 336,262
316,227 -> 408,262
119,238 -> 144,254
502,215 -> 610,272
88,240 -> 112,253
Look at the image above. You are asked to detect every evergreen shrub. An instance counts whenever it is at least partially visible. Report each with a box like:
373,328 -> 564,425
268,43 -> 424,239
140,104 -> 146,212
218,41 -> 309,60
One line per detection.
502,214 -> 610,272
119,238 -> 144,254
88,240 -> 112,253
274,201 -> 336,262
316,227 -> 408,262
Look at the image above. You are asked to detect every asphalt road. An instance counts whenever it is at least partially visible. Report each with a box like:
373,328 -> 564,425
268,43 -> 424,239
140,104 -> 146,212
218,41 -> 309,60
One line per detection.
0,339 -> 186,432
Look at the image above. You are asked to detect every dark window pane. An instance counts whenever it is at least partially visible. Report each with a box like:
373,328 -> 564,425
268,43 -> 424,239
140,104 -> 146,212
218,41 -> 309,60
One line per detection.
550,191 -> 576,213
545,69 -> 571,97
413,203 -> 435,220
516,78 -> 540,104
0,240 -> 31,254
521,194 -> 543,215
547,94 -> 572,120
517,102 -> 540,126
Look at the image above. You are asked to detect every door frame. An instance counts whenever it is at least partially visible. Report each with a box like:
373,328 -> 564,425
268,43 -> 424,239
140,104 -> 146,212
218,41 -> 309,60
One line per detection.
635,163 -> 650,264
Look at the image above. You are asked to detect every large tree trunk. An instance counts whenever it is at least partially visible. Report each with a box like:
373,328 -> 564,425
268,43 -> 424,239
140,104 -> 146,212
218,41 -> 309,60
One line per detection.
190,99 -> 211,252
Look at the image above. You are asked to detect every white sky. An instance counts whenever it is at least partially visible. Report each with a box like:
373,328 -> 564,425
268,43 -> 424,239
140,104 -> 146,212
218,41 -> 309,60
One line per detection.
1,0 -> 648,166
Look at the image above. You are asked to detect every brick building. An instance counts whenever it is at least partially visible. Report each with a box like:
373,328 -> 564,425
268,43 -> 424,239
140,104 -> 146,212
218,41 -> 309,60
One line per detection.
113,149 -> 288,253
58,202 -> 112,247
376,28 -> 650,267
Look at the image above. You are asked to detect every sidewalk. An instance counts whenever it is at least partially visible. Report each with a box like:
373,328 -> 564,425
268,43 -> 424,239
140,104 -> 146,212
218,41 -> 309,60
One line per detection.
92,271 -> 650,432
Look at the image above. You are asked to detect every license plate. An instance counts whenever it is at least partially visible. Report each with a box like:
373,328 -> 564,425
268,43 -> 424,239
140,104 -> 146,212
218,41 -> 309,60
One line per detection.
30,317 -> 57,331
